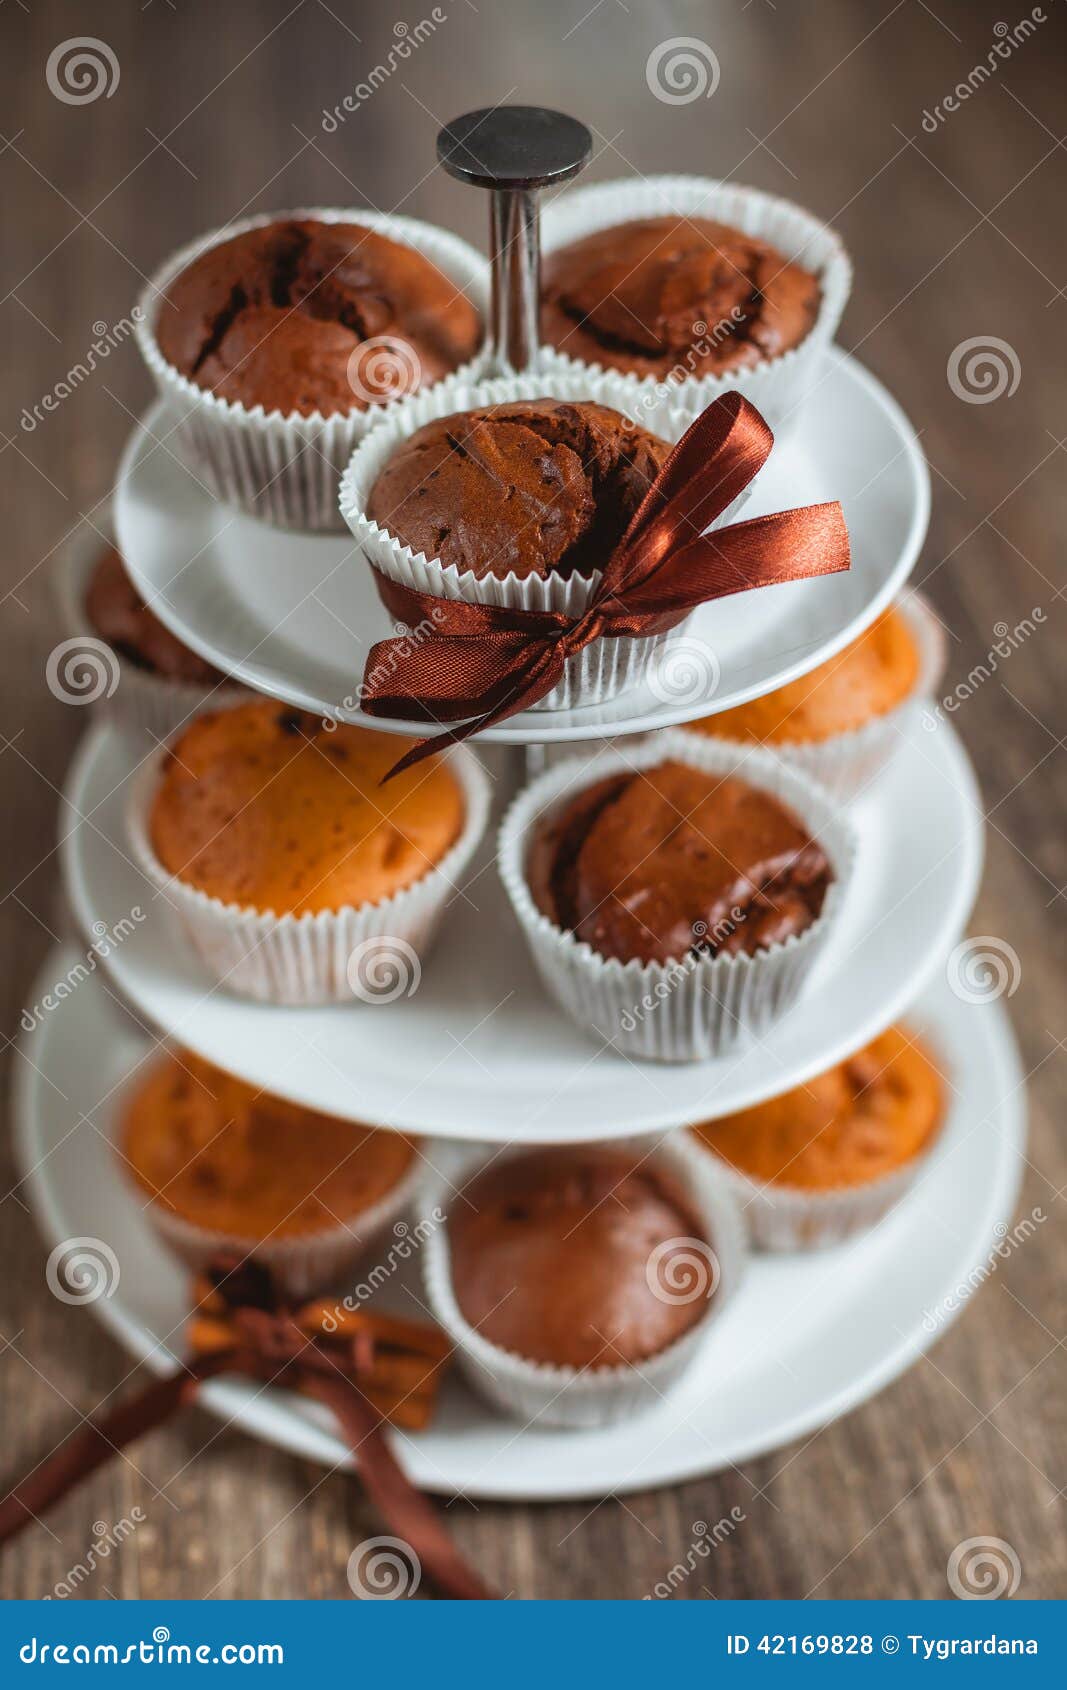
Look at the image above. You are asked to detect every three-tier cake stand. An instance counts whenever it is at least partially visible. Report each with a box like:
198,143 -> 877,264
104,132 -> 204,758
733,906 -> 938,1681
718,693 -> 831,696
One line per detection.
16,109 -> 1025,1500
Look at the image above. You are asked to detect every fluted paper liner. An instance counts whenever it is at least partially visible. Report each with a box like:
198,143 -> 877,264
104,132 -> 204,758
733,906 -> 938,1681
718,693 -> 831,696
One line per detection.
539,174 -> 852,434
126,737 -> 491,1005
135,208 -> 490,532
498,732 -> 857,1063
421,1134 -> 747,1429
338,369 -> 752,712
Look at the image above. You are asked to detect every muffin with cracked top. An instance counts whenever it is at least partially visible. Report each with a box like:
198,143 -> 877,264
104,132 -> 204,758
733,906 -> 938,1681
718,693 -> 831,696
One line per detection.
343,367 -> 767,711
541,216 -> 821,381
538,177 -> 852,432
527,759 -> 832,967
365,395 -> 669,581
155,218 -> 482,417
52,534 -> 243,741
86,546 -> 227,688
136,210 -> 487,529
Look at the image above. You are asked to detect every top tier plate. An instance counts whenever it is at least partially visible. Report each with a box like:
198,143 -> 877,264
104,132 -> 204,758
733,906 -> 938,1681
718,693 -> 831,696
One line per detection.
115,348 -> 928,743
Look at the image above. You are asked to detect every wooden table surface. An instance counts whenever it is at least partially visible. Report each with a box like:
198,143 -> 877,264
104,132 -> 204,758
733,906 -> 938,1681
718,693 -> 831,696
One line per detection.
1,0 -> 1064,1601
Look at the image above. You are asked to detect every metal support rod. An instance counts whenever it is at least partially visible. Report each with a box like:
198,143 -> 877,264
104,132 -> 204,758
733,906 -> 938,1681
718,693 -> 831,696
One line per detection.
488,187 -> 541,374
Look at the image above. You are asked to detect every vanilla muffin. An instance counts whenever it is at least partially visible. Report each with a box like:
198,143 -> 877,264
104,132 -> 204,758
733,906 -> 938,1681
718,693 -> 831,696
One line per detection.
690,608 -> 918,746
684,602 -> 940,800
132,699 -> 489,1002
690,1025 -> 945,1248
120,1048 -> 420,1295
149,701 -> 464,914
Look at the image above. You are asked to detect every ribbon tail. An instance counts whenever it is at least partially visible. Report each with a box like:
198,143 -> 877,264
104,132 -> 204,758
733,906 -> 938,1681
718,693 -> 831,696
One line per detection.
371,638 -> 569,781
0,1356 -> 230,1549
303,1373 -> 496,1601
362,629 -> 557,725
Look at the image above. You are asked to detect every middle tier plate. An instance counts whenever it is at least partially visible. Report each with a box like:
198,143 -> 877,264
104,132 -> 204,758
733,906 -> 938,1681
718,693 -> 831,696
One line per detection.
114,346 -> 929,743
62,715 -> 982,1141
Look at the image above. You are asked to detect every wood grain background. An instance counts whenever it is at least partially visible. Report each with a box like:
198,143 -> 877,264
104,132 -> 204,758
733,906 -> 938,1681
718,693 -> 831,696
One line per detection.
0,0 -> 1064,1600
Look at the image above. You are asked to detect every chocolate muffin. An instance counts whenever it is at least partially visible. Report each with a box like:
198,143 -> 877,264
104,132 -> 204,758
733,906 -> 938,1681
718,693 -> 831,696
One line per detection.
529,760 -> 831,966
86,546 -> 226,686
154,218 -> 483,416
448,1148 -> 710,1369
541,216 -> 821,379
365,396 -> 669,579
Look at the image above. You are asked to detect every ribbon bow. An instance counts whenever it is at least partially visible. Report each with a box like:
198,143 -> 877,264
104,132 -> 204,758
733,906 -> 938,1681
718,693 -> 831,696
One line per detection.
362,392 -> 851,776
0,1257 -> 494,1601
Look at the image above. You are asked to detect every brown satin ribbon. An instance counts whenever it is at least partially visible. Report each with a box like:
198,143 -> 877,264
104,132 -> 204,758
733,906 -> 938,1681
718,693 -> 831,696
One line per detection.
0,1259 -> 494,1602
361,392 -> 851,776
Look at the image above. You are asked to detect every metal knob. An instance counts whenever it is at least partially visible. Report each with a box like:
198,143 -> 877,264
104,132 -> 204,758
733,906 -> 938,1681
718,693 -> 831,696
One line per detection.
437,105 -> 592,374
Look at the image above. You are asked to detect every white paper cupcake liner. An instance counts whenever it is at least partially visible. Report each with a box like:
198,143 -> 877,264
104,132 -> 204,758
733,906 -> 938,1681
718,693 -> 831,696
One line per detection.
339,368 -> 753,712
135,207 -> 490,533
498,732 -> 857,1063
121,1138 -> 426,1299
681,593 -> 948,804
539,175 -> 852,435
421,1134 -> 747,1429
51,513 -> 248,742
126,739 -> 491,1005
687,1028 -> 951,1250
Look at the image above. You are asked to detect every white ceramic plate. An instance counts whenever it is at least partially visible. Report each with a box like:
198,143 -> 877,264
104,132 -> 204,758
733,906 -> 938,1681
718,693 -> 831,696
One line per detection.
114,348 -> 929,743
12,949 -> 1025,1500
61,716 -> 983,1140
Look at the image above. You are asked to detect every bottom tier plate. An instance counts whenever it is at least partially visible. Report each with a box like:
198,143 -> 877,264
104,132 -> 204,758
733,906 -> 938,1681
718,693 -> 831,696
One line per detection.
14,945 -> 1025,1502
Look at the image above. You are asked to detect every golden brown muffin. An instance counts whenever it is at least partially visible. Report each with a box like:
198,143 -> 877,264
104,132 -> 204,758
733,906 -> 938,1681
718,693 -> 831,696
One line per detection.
149,701 -> 464,914
121,1049 -> 416,1238
686,607 -> 919,746
690,1026 -> 943,1190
